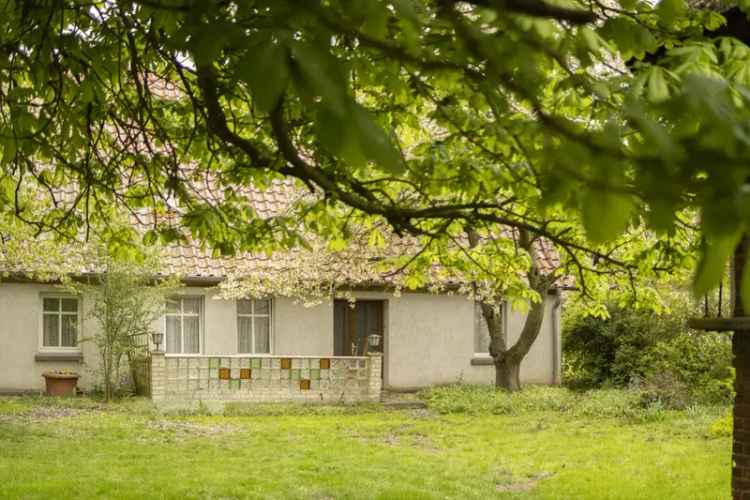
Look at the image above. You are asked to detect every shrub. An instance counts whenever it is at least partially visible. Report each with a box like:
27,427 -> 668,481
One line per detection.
640,332 -> 733,406
563,299 -> 733,407
66,257 -> 177,401
420,385 -> 573,415
563,304 -> 681,389
708,412 -> 733,438
420,384 -> 672,421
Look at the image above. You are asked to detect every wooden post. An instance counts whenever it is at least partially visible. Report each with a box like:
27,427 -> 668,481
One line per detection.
734,235 -> 750,500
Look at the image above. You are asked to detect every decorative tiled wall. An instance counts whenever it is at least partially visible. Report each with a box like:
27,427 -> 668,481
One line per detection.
150,353 -> 382,403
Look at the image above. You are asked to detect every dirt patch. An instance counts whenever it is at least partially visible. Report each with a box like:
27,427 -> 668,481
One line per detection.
495,472 -> 555,493
407,408 -> 436,419
349,424 -> 441,453
142,419 -> 237,441
0,406 -> 92,424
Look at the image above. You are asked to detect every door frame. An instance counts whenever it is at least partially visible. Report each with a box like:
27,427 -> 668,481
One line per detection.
334,299 -> 384,357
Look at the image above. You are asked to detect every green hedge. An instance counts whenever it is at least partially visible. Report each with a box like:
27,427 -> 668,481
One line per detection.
562,301 -> 733,407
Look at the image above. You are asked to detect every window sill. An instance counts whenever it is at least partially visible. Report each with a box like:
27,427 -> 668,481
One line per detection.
470,356 -> 494,366
35,352 -> 83,362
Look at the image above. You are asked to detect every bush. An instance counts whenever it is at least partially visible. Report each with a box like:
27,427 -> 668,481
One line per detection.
563,300 -> 733,407
708,412 -> 733,438
420,384 -> 672,421
639,332 -> 734,406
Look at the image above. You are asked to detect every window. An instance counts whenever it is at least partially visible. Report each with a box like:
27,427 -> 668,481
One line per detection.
42,296 -> 79,349
165,297 -> 202,354
237,299 -> 271,354
475,301 -> 502,355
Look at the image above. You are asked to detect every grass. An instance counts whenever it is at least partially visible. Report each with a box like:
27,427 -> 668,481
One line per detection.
0,387 -> 731,499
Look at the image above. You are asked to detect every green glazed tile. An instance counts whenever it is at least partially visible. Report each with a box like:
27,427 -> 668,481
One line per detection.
209,358 -> 220,369
229,379 -> 240,390
251,358 -> 261,369
291,369 -> 301,380
311,369 -> 320,380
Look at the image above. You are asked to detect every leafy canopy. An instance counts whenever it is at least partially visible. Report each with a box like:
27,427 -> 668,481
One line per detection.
1,0 -> 745,305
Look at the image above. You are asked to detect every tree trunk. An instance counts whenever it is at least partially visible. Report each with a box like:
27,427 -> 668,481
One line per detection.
495,356 -> 521,391
128,351 -> 149,396
481,292 -> 548,391
733,235 -> 750,499
468,226 -> 552,392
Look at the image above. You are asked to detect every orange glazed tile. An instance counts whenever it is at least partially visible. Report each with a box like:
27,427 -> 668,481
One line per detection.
299,379 -> 311,390
281,358 -> 292,370
219,368 -> 230,380
240,368 -> 251,380
319,359 -> 330,369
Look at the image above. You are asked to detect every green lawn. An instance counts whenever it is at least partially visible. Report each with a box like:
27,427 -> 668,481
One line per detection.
0,389 -> 731,499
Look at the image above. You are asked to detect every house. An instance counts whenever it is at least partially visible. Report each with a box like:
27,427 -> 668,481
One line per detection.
0,181 -> 563,401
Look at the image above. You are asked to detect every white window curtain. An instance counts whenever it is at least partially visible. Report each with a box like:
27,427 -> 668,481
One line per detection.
165,297 -> 202,354
42,297 -> 79,348
237,299 -> 271,354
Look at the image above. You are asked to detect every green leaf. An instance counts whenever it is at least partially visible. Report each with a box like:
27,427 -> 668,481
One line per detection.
694,231 -> 742,298
317,103 -> 402,172
328,238 -> 347,252
361,3 -> 388,39
742,251 -> 750,314
391,0 -> 419,24
1,137 -> 17,165
316,104 -> 366,168
238,42 -> 290,113
582,191 -> 634,243
352,104 -> 403,172
368,227 -> 386,248
404,274 -> 425,289
292,43 -> 348,114
599,17 -> 657,59
142,230 -> 159,246
647,67 -> 670,103
657,0 -> 686,27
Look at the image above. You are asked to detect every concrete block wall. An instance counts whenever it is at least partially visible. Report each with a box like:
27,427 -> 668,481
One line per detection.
151,352 -> 382,403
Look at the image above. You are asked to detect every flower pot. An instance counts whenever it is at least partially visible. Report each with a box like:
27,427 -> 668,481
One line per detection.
42,372 -> 79,396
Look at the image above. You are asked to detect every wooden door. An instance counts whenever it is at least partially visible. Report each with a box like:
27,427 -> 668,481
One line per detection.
334,300 -> 384,356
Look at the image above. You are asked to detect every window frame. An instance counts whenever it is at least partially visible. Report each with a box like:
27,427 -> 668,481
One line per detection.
39,293 -> 82,352
236,298 -> 273,354
473,300 -> 506,357
164,295 -> 204,354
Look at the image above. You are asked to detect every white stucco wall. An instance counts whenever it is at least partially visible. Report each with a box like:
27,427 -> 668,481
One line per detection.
348,291 -> 561,390
0,283 -> 99,391
0,282 -> 560,392
273,298 -> 333,356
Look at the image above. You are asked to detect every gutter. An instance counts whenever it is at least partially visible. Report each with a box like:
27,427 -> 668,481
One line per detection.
551,289 -> 563,385
0,271 -> 224,287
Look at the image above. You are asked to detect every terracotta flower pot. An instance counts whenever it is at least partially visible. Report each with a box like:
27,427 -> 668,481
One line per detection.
42,372 -> 79,396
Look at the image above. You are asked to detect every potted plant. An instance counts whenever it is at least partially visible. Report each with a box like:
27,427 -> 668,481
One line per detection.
42,369 -> 80,396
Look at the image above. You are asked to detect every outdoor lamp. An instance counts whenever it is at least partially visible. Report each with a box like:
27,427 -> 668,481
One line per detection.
367,334 -> 382,348
151,332 -> 164,353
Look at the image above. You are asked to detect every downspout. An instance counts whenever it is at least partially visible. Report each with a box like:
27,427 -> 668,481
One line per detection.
551,290 -> 563,385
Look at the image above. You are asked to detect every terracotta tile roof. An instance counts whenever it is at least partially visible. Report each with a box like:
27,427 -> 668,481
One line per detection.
153,180 -> 564,287
3,175 -> 565,288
